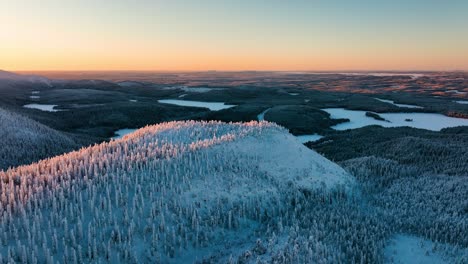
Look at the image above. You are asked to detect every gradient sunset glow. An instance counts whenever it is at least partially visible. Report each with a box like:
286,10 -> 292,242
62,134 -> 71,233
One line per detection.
1,0 -> 468,71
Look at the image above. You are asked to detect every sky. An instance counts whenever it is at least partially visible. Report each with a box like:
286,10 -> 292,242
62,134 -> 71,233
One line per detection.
1,0 -> 468,71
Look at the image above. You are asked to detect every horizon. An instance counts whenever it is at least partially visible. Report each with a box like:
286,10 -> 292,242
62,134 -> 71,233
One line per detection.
2,1 -> 468,71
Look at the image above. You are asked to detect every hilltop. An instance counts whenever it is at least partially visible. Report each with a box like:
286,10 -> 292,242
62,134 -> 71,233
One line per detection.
0,121 -> 356,263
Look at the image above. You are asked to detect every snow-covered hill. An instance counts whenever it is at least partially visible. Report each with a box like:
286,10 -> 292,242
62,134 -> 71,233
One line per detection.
0,121 -> 354,263
0,108 -> 79,170
0,70 -> 51,86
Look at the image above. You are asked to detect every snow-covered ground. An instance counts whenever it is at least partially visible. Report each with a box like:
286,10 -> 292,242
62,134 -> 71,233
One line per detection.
0,121 -> 354,263
455,100 -> 468,104
375,98 -> 423,109
112,128 -> 137,139
296,134 -> 324,143
384,234 -> 461,264
323,108 -> 468,131
23,104 -> 63,112
158,99 -> 236,111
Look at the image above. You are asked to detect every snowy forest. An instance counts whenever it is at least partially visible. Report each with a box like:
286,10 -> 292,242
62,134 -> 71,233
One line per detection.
0,120 -> 466,263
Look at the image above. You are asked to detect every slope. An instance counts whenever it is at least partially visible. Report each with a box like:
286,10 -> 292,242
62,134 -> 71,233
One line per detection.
0,121 -> 354,263
0,107 -> 80,170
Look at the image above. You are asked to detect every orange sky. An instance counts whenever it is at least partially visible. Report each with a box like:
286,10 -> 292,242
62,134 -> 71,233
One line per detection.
1,1 -> 468,71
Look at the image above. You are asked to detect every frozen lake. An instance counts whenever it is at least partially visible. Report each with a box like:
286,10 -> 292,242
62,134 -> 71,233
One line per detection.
375,98 -> 423,109
257,108 -> 271,121
322,108 -> 468,131
23,104 -> 62,112
158,99 -> 236,111
296,134 -> 323,143
112,128 -> 137,139
339,72 -> 424,79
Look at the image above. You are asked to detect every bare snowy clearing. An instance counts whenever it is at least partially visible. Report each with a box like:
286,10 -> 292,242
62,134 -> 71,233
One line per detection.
384,234 -> 463,264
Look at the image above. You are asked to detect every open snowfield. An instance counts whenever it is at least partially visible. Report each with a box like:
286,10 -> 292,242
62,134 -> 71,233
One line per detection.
384,234 -> 463,264
323,108 -> 468,131
0,121 -> 354,263
158,99 -> 236,111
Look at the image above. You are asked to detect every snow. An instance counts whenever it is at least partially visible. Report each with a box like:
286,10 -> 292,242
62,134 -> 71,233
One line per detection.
29,95 -> 40,99
111,128 -> 137,139
129,99 -> 138,102
296,134 -> 324,143
455,100 -> 468,105
0,121 -> 354,263
375,98 -> 423,109
23,104 -> 63,112
384,235 -> 453,264
257,108 -> 271,121
322,108 -> 468,131
158,99 -> 236,111
288,93 -> 299,96
31,90 -> 40,94
178,93 -> 188,98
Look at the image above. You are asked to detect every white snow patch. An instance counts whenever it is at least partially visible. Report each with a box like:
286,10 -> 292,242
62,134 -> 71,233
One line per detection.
23,104 -> 63,112
323,108 -> 468,131
31,90 -> 40,94
454,100 -> 468,105
296,134 -> 324,143
129,99 -> 138,102
178,94 -> 188,98
384,235 -> 454,264
375,98 -> 423,109
29,95 -> 40,99
288,93 -> 299,96
158,99 -> 236,111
